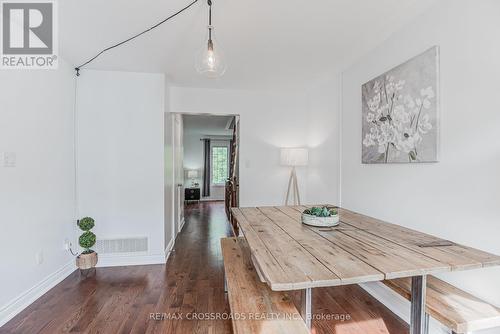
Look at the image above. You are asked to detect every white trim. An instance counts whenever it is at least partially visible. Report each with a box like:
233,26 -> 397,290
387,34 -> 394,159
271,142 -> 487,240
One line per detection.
0,260 -> 76,327
96,253 -> 166,267
178,217 -> 185,233
171,113 -> 177,241
224,116 -> 235,130
360,282 -> 450,334
164,238 -> 175,262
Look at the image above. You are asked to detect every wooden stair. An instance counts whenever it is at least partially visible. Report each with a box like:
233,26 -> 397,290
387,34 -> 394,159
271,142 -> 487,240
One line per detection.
225,117 -> 239,235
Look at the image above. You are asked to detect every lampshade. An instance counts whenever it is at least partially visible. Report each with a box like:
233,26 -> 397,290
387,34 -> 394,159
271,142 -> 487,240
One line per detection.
187,170 -> 199,178
280,148 -> 309,167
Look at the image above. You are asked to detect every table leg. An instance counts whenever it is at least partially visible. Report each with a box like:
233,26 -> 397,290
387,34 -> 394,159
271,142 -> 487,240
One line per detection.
410,275 -> 427,334
300,288 -> 312,330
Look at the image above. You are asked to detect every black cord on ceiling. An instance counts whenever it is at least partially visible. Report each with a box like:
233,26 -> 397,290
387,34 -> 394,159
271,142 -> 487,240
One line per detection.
74,0 -> 199,76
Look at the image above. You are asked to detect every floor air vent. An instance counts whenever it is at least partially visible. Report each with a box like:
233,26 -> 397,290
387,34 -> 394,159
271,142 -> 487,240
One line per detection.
95,237 -> 148,254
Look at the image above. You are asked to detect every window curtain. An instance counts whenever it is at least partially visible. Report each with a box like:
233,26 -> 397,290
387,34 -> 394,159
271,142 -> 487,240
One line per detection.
202,139 -> 211,197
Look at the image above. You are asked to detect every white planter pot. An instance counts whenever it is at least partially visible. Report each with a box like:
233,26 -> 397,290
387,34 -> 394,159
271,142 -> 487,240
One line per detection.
301,213 -> 340,227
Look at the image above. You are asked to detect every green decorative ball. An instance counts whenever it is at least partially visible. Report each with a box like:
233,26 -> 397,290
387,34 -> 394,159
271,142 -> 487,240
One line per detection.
79,231 -> 96,250
78,217 -> 95,231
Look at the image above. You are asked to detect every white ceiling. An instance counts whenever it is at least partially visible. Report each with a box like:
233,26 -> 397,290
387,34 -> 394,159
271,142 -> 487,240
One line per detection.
183,114 -> 233,136
61,0 -> 437,90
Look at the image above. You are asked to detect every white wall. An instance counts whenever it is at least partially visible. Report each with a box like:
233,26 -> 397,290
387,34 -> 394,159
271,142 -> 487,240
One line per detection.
341,0 -> 500,332
182,131 -> 205,196
171,87 -> 319,207
0,60 -> 76,325
182,132 -> 203,186
305,75 -> 342,205
183,133 -> 230,201
76,70 -> 166,265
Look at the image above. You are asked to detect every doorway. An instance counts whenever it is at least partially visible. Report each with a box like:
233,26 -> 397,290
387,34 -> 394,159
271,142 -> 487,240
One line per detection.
171,113 -> 240,238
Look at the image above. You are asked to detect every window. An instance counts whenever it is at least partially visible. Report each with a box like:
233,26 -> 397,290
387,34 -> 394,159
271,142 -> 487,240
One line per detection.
212,146 -> 229,185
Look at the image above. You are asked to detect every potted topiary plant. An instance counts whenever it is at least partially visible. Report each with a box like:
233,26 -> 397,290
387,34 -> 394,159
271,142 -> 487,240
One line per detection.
301,206 -> 340,227
75,217 -> 98,270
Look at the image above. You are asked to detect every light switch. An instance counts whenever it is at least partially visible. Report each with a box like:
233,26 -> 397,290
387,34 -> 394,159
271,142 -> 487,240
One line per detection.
3,152 -> 16,167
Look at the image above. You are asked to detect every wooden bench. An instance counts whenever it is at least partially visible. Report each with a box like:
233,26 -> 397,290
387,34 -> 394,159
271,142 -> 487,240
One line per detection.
220,237 -> 309,334
383,276 -> 500,333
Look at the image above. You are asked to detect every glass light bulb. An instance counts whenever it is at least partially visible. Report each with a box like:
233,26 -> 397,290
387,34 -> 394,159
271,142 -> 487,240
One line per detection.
195,27 -> 227,78
207,49 -> 216,69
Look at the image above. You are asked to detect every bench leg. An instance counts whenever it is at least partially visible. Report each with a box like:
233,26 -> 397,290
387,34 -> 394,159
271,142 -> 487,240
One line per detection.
224,273 -> 228,294
300,288 -> 312,330
410,275 -> 427,334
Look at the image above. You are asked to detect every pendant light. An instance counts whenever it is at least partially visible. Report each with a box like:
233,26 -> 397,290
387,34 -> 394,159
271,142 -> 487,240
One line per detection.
195,0 -> 227,78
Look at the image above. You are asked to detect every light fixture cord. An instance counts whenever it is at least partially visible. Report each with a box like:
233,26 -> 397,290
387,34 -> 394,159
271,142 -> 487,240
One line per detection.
74,0 -> 199,76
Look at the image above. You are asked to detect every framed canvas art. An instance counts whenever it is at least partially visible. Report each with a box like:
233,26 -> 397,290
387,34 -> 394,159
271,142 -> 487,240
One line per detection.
362,46 -> 439,164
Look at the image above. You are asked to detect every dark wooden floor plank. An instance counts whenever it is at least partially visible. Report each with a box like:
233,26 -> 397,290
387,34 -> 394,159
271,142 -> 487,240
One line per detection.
1,201 -> 408,334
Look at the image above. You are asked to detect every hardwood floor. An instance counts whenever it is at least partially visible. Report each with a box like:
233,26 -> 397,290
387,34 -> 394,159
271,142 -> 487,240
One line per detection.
1,201 -> 408,334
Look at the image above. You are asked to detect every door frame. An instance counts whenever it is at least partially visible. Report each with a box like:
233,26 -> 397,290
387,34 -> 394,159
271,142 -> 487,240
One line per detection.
172,113 -> 184,238
170,112 -> 240,234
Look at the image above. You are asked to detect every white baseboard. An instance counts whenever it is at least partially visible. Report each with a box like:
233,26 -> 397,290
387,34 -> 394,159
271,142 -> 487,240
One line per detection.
360,282 -> 450,334
96,253 -> 166,267
164,238 -> 175,262
0,260 -> 76,327
179,217 -> 185,233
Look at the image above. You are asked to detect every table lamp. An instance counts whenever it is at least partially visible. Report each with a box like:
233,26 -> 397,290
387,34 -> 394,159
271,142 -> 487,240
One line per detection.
187,170 -> 199,187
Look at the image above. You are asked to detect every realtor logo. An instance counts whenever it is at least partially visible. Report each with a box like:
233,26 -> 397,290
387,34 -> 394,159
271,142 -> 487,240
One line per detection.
1,0 -> 58,69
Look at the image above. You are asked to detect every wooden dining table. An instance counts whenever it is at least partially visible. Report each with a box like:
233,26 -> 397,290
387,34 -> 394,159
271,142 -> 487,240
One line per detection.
231,205 -> 500,334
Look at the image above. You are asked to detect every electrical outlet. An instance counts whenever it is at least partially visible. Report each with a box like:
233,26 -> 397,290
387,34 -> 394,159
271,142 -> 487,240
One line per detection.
64,239 -> 72,251
36,250 -> 44,265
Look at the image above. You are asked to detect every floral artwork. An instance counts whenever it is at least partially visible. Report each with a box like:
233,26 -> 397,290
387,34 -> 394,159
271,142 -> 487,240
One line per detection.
362,46 -> 439,163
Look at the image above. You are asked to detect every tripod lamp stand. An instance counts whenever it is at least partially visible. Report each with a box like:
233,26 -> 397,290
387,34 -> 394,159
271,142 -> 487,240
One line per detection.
280,147 -> 309,206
